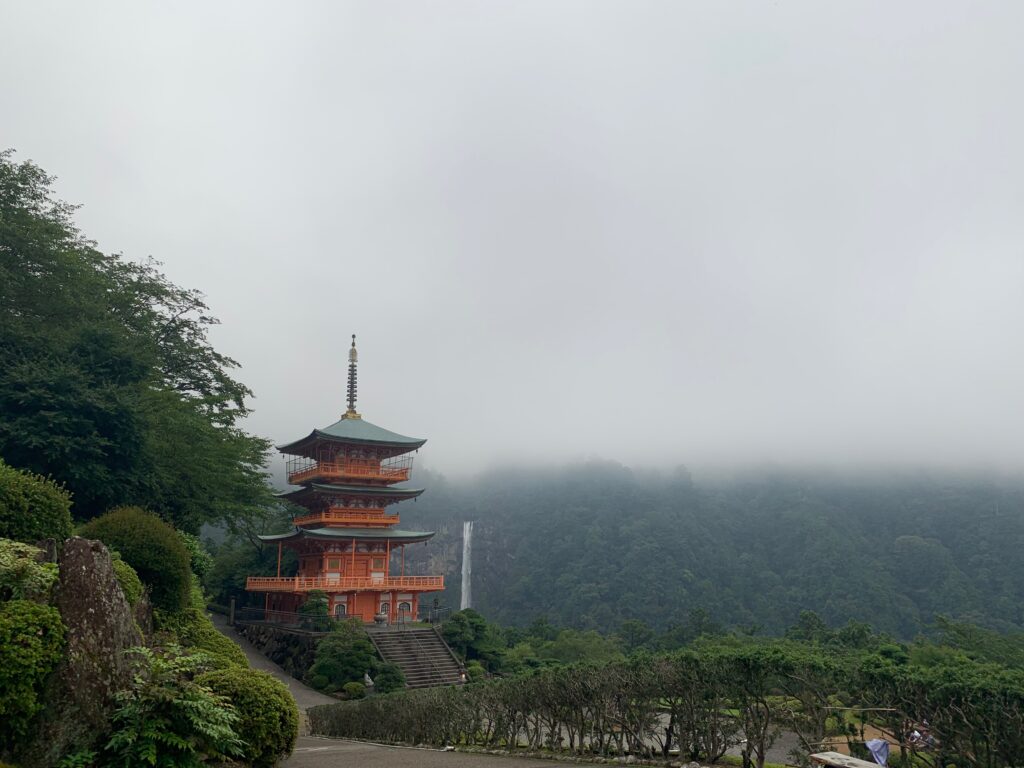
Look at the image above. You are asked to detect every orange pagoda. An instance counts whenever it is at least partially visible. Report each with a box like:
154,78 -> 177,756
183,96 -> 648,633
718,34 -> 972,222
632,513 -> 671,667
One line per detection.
245,337 -> 443,622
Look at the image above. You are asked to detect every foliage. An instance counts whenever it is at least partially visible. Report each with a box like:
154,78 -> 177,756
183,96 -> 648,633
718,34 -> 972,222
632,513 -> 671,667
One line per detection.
0,150 -> 272,530
103,646 -> 243,768
342,682 -> 367,700
56,749 -> 98,768
307,619 -> 377,691
0,538 -> 57,601
0,600 -> 65,750
404,464 -> 1024,637
201,503 -> 297,606
111,555 -> 143,607
79,507 -> 191,612
195,667 -> 298,768
177,532 -> 213,579
308,635 -> 1024,768
373,662 -> 407,694
0,458 -> 73,543
155,578 -> 248,670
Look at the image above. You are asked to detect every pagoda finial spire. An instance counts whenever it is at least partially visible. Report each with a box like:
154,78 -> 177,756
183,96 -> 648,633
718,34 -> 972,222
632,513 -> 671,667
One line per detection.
344,334 -> 361,419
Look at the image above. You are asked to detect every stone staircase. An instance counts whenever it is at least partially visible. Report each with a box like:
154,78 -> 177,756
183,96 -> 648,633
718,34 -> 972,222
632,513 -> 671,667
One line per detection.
366,626 -> 464,689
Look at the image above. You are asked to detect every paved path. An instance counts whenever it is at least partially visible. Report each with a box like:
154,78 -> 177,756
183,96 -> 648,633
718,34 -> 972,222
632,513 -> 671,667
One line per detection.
289,738 -> 558,767
210,613 -> 335,710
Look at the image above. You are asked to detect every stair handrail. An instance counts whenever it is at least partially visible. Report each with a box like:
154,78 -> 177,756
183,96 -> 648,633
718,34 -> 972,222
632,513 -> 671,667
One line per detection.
407,627 -> 448,686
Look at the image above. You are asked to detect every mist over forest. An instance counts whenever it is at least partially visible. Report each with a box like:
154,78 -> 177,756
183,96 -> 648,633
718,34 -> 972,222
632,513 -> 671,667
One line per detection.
399,462 -> 1024,639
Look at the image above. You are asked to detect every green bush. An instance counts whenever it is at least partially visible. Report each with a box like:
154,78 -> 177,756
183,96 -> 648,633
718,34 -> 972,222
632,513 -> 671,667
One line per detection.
374,662 -> 407,693
307,619 -> 376,690
309,673 -> 329,690
196,667 -> 299,768
103,646 -> 243,767
0,539 -> 57,602
0,600 -> 65,750
154,580 -> 248,670
342,681 -> 366,700
0,459 -> 73,544
110,555 -> 142,607
79,506 -> 191,612
178,531 -> 213,578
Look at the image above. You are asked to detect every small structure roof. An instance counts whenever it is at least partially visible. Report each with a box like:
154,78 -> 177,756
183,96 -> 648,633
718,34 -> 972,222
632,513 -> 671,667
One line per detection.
276,483 -> 425,504
277,415 -> 426,457
257,526 -> 435,544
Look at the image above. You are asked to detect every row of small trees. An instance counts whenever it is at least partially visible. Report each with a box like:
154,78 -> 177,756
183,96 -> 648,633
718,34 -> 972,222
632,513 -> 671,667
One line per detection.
308,642 -> 1024,768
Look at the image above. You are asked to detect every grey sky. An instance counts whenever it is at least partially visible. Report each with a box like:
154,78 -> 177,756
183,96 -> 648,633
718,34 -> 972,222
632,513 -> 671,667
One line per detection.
3,2 -> 1023,476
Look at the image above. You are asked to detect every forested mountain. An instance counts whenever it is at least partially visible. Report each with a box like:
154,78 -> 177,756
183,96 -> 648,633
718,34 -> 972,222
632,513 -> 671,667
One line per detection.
402,462 -> 1024,638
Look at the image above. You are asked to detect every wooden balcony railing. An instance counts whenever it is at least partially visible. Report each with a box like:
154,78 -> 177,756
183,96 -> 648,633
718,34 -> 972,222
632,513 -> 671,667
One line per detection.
293,510 -> 400,527
246,575 -> 444,593
287,458 -> 411,486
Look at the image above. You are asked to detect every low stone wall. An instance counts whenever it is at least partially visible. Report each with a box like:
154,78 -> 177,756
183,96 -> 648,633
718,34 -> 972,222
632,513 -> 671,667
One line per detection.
235,622 -> 319,681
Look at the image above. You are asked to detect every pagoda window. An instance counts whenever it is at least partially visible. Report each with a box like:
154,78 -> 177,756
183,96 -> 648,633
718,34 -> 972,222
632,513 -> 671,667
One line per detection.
398,601 -> 412,614
379,602 -> 389,614
372,557 -> 384,570
334,603 -> 347,618
327,558 -> 341,570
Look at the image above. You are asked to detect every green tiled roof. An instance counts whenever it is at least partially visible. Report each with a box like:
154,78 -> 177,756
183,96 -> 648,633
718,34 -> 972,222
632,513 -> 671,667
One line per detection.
277,415 -> 426,457
276,483 -> 425,504
257,527 -> 435,544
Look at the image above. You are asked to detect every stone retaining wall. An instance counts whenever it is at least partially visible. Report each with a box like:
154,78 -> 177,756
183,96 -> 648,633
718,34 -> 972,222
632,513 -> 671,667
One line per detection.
234,622 -> 319,680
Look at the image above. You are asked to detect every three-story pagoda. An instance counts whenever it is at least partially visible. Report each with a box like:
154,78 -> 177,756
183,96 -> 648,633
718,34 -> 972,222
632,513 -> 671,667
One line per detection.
246,337 -> 443,622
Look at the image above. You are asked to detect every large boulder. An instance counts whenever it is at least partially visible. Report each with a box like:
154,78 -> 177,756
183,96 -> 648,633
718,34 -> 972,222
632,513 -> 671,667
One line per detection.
18,537 -> 142,765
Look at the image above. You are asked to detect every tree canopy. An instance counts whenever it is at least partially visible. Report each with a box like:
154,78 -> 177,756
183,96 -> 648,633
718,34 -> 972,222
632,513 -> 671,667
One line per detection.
0,150 -> 272,530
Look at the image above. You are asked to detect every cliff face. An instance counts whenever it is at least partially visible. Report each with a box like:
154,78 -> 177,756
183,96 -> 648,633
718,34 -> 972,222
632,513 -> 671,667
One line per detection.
16,537 -> 142,766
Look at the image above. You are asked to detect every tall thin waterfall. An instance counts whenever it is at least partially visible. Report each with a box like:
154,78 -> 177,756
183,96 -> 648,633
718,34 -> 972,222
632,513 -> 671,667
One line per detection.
460,520 -> 473,610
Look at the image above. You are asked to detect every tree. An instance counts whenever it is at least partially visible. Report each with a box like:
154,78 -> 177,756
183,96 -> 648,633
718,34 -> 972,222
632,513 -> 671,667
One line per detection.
0,150 -> 272,530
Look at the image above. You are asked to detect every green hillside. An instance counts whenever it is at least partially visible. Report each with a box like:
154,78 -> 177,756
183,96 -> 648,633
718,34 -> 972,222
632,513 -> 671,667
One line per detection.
404,462 -> 1024,638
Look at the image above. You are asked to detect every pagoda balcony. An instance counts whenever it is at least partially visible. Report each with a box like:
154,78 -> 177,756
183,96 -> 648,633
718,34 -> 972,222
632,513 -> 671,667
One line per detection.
246,575 -> 444,593
286,455 -> 413,486
293,509 -> 400,527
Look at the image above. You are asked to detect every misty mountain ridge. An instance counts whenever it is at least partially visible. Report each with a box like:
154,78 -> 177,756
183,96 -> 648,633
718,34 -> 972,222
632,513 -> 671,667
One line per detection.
393,461 -> 1024,639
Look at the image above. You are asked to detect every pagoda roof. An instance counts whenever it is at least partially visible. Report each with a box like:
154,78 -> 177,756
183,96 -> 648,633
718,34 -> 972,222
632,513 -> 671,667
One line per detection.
257,526 -> 435,544
277,415 -> 426,457
276,483 -> 425,504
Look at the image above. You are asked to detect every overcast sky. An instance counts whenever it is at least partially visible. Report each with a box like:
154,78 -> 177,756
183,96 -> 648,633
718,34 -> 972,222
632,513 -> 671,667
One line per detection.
3,2 -> 1024,477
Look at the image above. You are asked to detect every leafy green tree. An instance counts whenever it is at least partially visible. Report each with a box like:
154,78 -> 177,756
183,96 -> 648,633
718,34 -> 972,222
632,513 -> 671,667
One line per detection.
0,150 -> 272,530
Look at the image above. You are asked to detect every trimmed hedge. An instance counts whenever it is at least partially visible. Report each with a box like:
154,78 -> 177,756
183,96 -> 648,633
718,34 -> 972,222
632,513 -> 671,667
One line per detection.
196,667 -> 299,768
79,507 -> 191,612
0,600 -> 65,750
0,459 -> 73,544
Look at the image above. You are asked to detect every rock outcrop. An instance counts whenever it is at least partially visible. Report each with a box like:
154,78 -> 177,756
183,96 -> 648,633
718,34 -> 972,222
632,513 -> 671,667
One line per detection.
18,537 -> 142,766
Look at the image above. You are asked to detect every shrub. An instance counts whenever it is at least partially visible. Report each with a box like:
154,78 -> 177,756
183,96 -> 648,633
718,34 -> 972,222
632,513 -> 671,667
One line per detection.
154,579 -> 248,670
178,531 -> 213,578
309,673 -> 329,690
104,646 -> 243,767
79,506 -> 191,612
374,662 -> 407,693
306,619 -> 376,690
110,555 -> 142,607
0,459 -> 73,544
0,539 -> 57,602
342,681 -> 366,700
0,600 -> 65,750
196,667 -> 299,768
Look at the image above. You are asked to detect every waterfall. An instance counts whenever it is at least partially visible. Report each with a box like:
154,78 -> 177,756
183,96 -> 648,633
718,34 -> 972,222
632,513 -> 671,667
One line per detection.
460,520 -> 473,610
